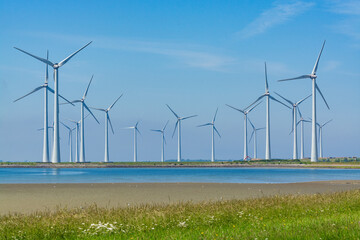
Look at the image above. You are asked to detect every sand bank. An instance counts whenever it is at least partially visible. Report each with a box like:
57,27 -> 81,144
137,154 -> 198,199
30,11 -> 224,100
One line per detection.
1,180 -> 360,215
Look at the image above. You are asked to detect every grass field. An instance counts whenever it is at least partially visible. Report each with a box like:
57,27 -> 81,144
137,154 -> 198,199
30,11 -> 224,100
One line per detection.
1,190 -> 360,239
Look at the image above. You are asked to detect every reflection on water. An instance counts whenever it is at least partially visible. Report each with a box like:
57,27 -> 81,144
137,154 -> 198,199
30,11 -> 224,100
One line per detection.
1,167 -> 360,184
43,168 -> 60,176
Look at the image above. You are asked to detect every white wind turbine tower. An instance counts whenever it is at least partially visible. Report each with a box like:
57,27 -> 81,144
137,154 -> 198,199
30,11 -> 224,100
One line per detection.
14,51 -> 73,163
69,76 -> 99,162
226,102 -> 261,160
247,62 -> 291,160
125,122 -> 141,162
278,41 -> 330,162
37,122 -> 54,155
14,41 -> 92,163
91,94 -> 123,162
197,108 -> 221,162
248,118 -> 265,159
295,108 -> 311,159
274,92 -> 311,159
68,114 -> 90,163
166,104 -> 197,162
67,119 -> 80,163
60,122 -> 76,163
317,119 -> 332,158
151,120 -> 169,162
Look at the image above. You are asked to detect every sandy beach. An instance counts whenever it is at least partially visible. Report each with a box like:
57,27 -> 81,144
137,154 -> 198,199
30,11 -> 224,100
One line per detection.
1,180 -> 360,215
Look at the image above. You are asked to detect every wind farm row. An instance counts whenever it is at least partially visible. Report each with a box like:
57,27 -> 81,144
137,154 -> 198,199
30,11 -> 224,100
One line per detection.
12,41 -> 331,163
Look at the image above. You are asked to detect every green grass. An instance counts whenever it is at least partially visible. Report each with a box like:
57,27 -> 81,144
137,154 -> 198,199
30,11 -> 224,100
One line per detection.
2,190 -> 360,239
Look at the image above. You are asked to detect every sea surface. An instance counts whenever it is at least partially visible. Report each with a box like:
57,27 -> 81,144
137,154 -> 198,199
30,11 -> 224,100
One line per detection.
1,167 -> 360,184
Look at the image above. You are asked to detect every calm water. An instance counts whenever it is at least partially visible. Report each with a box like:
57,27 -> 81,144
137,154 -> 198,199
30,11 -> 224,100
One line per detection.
1,167 -> 360,184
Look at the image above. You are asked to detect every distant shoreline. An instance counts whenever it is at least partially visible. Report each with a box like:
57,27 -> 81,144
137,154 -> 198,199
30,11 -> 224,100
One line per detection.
1,161 -> 360,169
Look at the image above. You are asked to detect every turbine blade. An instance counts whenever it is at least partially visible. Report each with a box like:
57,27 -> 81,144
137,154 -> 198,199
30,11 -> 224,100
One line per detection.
136,127 -> 141,136
289,128 -> 294,135
269,95 -> 292,109
90,107 -> 107,112
182,115 -> 197,120
246,100 -> 262,113
297,106 -> 303,118
83,75 -> 94,99
248,117 -> 255,130
166,104 -> 179,118
57,92 -> 75,106
322,119 -> 333,127
264,62 -> 269,92
213,107 -> 219,122
226,104 -> 244,114
60,121 -> 70,131
214,126 -> 221,138
249,130 -> 255,142
172,120 -> 179,138
197,123 -> 212,127
13,86 -> 44,102
163,135 -> 167,145
151,129 -> 162,132
163,120 -> 169,131
315,83 -> 330,110
58,41 -> 92,67
67,119 -> 78,124
312,40 -> 326,75
274,91 -> 293,106
245,94 -> 265,110
84,102 -> 99,124
256,127 -> 265,131
296,94 -> 312,106
108,94 -> 123,111
60,99 -> 81,105
277,75 -> 311,82
14,47 -> 54,66
107,114 -> 114,134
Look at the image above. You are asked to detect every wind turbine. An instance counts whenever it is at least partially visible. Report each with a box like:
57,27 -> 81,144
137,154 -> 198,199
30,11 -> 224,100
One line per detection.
248,118 -> 265,159
166,104 -> 197,162
67,119 -> 80,163
37,122 -> 54,156
91,94 -> 123,163
13,51 -> 73,163
60,122 -> 76,163
317,119 -> 332,158
68,114 -> 90,163
278,41 -> 330,162
247,62 -> 291,160
197,108 -> 221,162
293,108 -> 311,159
226,102 -> 261,160
274,92 -> 311,159
69,76 -> 99,162
125,122 -> 141,162
151,120 -> 169,162
14,41 -> 92,163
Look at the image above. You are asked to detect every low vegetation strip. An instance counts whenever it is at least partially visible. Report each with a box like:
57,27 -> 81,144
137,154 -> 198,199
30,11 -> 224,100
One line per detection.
1,158 -> 360,169
1,190 -> 360,239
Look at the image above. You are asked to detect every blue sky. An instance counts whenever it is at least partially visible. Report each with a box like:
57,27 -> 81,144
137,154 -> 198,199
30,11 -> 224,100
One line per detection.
0,0 -> 359,162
